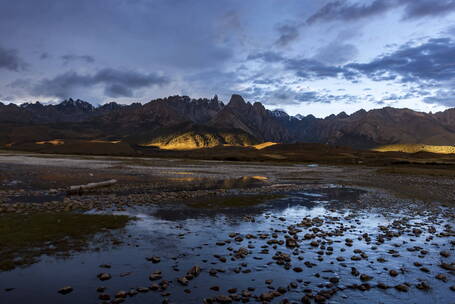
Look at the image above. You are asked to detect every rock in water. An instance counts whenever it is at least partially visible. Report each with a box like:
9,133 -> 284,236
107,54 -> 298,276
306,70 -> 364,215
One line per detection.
58,286 -> 73,295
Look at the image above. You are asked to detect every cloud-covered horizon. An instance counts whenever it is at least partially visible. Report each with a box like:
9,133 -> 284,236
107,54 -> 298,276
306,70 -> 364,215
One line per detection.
1,0 -> 454,116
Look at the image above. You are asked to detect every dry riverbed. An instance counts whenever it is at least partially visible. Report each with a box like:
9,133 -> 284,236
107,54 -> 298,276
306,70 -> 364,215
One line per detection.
0,152 -> 453,303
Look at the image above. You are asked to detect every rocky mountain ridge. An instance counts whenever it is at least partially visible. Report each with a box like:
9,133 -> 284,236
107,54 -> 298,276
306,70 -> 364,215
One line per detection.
1,95 -> 455,149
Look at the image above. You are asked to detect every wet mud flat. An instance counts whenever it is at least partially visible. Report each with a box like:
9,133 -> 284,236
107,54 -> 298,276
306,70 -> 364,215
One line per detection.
0,153 -> 298,209
1,152 -> 455,207
0,187 -> 453,304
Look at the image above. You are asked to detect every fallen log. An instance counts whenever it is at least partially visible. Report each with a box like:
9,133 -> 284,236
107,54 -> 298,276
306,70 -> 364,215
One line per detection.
67,179 -> 117,194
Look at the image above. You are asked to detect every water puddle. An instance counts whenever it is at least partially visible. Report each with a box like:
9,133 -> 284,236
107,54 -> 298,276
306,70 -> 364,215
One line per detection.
0,187 -> 453,304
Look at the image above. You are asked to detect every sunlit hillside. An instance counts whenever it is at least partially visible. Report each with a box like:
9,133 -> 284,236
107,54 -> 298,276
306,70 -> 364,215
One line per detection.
252,142 -> 278,150
141,131 -> 258,150
373,144 -> 455,154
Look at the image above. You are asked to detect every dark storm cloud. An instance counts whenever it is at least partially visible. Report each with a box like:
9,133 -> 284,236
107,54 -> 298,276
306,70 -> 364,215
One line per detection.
0,0 -> 237,73
248,51 -> 357,80
247,36 -> 455,106
32,68 -> 170,98
287,58 -> 354,80
0,46 -> 28,71
307,0 -> 391,24
379,92 -> 416,102
296,92 -> 328,103
105,84 -> 133,98
61,54 -> 95,65
8,78 -> 32,90
272,89 -> 291,101
314,42 -> 358,65
401,0 -> 455,20
40,52 -> 50,60
185,68 -> 248,100
1,0 -> 453,111
247,52 -> 284,63
235,85 -> 360,106
296,91 -> 359,104
275,24 -> 300,47
251,37 -> 455,85
347,38 -> 455,83
423,90 -> 455,107
307,0 -> 455,24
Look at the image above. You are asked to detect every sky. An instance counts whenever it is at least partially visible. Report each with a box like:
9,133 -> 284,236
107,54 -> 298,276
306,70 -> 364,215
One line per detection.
0,0 -> 455,117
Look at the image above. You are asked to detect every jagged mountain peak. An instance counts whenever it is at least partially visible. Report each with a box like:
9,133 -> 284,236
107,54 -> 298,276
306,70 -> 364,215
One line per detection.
227,94 -> 247,108
150,95 -> 224,108
350,109 -> 367,118
271,109 -> 289,118
99,102 -> 123,110
294,114 -> 318,121
305,114 -> 317,120
20,101 -> 44,108
253,102 -> 266,112
337,111 -> 349,119
57,98 -> 94,111
2,94 -> 455,150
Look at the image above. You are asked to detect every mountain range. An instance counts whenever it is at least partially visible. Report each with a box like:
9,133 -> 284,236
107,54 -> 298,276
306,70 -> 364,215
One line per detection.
1,94 -> 455,151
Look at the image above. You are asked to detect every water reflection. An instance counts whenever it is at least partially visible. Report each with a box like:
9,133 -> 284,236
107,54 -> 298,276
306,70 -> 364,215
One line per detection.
0,187 -> 453,304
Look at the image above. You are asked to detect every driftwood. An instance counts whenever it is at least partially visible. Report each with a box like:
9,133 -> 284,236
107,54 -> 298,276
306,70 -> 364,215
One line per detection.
67,179 -> 117,194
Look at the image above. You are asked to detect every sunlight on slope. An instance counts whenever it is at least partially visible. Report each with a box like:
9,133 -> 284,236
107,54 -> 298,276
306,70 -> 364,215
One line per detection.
140,132 -> 259,150
253,142 -> 277,150
143,140 -> 278,151
35,139 -> 64,145
373,144 -> 455,154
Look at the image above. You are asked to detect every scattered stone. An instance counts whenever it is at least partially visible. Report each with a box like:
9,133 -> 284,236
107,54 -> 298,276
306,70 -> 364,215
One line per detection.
360,274 -> 373,281
420,267 -> 430,273
440,251 -> 450,258
115,291 -> 128,298
389,270 -> 398,277
215,295 -> 232,303
97,273 -> 111,281
147,256 -> 161,263
149,271 -> 162,281
395,284 -> 409,292
58,286 -> 73,295
435,274 -> 448,282
177,276 -> 189,286
416,282 -> 430,290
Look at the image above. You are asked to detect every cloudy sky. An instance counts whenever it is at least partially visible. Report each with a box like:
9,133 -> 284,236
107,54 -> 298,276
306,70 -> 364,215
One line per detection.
1,0 -> 454,117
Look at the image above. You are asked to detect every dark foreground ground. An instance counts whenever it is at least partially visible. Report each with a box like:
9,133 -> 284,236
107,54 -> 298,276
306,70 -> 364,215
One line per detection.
0,151 -> 453,304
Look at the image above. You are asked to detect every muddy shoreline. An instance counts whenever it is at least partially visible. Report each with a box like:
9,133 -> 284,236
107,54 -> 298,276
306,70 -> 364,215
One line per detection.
1,152 -> 454,209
